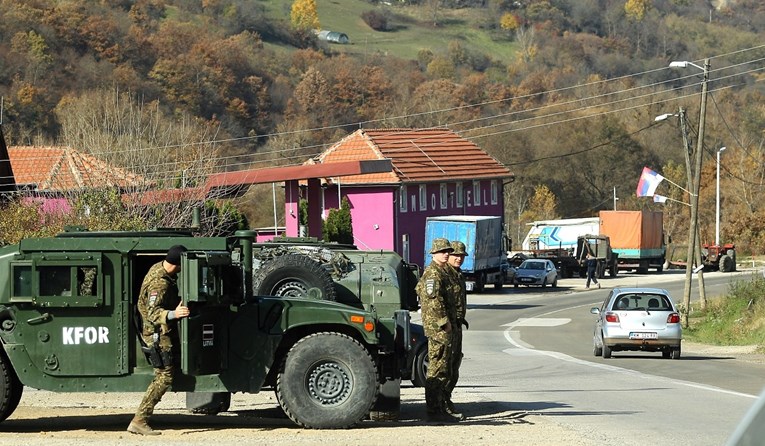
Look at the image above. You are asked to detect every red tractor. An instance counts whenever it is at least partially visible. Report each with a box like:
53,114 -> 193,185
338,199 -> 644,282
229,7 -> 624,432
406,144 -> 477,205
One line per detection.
702,243 -> 736,272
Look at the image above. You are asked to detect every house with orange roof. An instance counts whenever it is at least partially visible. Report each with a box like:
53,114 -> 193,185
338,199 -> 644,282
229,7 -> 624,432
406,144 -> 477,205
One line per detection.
3,145 -> 146,213
289,128 -> 514,267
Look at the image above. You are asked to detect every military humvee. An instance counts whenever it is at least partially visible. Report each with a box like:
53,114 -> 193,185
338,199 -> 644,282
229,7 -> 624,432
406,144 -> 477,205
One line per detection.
0,228 -> 418,428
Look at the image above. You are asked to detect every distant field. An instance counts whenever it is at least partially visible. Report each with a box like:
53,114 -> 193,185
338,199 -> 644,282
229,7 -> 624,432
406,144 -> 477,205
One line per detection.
262,0 -> 518,64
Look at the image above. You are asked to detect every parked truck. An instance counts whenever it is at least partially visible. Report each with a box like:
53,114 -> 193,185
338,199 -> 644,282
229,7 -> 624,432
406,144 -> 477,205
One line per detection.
424,215 -> 508,292
576,234 -> 619,278
0,228 -> 419,428
599,210 -> 665,273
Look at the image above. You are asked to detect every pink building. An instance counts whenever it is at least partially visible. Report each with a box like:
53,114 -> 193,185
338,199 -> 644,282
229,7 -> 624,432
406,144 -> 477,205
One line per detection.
287,128 -> 514,268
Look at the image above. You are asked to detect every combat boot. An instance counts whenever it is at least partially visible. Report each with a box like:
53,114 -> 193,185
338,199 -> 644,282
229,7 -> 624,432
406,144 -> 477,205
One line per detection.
426,410 -> 464,423
127,418 -> 161,436
445,400 -> 464,420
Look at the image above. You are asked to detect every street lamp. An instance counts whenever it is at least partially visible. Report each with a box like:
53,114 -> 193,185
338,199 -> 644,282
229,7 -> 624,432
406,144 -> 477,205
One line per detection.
716,146 -> 727,246
670,58 -> 710,327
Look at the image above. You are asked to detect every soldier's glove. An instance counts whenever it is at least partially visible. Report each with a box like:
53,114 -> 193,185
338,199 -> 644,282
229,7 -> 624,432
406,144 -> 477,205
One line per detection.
460,318 -> 469,330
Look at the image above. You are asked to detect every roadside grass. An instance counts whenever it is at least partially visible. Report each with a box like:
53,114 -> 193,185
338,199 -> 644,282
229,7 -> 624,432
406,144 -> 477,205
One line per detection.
685,272 -> 765,352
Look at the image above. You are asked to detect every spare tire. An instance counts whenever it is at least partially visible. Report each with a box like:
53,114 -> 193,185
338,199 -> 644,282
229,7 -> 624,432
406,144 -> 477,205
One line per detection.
254,253 -> 337,301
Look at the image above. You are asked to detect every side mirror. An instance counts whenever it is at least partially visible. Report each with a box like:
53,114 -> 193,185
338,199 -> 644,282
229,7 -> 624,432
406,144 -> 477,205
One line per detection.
590,308 -> 600,314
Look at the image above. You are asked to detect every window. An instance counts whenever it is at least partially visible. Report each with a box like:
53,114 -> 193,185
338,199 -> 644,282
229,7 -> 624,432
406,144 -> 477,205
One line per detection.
399,185 -> 408,213
419,184 -> 427,211
456,183 -> 463,208
40,265 -> 72,296
473,181 -> 481,207
13,257 -> 102,306
491,180 -> 498,205
439,183 -> 447,209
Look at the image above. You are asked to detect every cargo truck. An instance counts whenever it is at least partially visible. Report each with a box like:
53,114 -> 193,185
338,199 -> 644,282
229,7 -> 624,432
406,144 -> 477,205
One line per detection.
599,210 -> 665,273
424,215 -> 508,292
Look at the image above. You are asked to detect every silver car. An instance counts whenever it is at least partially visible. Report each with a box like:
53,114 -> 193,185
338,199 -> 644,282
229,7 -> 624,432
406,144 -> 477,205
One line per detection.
591,287 -> 682,359
513,259 -> 558,288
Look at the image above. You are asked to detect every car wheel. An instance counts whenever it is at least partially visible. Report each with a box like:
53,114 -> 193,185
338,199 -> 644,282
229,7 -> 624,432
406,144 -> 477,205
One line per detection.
513,282 -> 519,288
412,345 -> 428,388
602,343 -> 612,359
662,349 -> 671,359
552,277 -> 558,287
593,344 -> 602,357
670,347 -> 681,360
541,278 -> 547,288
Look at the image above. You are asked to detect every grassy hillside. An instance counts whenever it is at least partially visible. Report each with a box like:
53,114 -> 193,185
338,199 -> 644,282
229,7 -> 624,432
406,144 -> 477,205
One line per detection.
263,0 -> 519,63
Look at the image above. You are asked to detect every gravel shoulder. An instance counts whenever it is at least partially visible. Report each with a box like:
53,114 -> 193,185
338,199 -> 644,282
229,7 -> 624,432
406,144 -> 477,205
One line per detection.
0,387 -> 596,446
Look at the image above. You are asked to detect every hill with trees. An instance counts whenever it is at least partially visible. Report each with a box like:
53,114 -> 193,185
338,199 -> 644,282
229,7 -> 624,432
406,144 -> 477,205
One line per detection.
0,0 -> 764,254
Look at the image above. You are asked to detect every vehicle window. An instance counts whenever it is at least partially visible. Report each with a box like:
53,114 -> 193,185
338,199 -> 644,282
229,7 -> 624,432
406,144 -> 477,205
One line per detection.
601,292 -> 613,312
612,294 -> 670,310
520,261 -> 544,270
40,266 -> 72,296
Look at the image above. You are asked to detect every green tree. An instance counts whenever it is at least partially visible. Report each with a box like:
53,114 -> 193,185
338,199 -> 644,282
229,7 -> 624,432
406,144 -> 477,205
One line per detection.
290,0 -> 320,31
323,197 -> 353,244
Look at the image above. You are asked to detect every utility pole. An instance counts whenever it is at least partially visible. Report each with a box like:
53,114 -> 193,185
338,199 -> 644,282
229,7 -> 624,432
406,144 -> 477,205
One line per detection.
681,58 -> 710,326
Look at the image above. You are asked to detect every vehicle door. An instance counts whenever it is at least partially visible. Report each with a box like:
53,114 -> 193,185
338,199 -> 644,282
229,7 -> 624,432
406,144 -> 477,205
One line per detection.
9,253 -> 126,376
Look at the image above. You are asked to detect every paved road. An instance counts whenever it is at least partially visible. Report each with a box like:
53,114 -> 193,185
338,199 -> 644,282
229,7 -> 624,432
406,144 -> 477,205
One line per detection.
456,268 -> 765,445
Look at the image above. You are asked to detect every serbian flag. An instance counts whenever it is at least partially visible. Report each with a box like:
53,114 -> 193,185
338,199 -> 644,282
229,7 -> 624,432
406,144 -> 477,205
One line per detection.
653,194 -> 668,203
636,167 -> 664,197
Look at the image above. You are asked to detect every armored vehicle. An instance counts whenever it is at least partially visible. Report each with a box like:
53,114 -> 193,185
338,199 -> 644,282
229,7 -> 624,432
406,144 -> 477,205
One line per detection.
0,228 -> 418,428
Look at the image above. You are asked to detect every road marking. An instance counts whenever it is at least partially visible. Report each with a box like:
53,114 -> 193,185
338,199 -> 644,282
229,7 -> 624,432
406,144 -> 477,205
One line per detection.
502,309 -> 758,400
502,318 -> 570,327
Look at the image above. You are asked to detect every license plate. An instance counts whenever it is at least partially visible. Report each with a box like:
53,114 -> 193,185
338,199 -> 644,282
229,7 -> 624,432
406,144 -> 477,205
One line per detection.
629,332 -> 658,340
465,282 -> 475,291
520,278 -> 533,283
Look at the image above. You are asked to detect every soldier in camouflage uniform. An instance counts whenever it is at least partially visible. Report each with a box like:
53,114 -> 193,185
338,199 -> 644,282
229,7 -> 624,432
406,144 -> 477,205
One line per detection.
416,238 -> 463,423
127,245 -> 190,436
445,240 -> 469,416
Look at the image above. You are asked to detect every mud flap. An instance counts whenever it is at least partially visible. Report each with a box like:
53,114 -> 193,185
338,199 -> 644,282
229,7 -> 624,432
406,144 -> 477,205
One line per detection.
186,392 -> 231,415
368,378 -> 401,421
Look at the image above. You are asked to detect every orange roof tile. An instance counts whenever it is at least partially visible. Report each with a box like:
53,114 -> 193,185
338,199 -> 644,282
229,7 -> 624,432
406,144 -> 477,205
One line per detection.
314,128 -> 513,184
7,146 -> 144,192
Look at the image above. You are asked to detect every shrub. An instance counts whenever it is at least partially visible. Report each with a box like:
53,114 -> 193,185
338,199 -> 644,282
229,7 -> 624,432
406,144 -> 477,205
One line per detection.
362,10 -> 389,31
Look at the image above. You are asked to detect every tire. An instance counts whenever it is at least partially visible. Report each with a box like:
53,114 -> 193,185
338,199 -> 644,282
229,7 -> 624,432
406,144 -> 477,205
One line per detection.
541,278 -> 547,288
609,262 -> 618,277
552,277 -> 558,288
494,280 -> 503,290
0,352 -> 22,422
276,332 -> 378,429
593,344 -> 602,357
412,345 -> 428,388
662,350 -> 671,359
602,343 -> 612,359
720,254 -> 735,273
254,254 -> 336,301
670,346 -> 681,360
474,274 -> 485,293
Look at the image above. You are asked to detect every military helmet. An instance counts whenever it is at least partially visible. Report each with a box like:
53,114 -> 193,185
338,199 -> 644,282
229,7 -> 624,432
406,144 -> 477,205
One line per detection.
450,241 -> 467,256
429,238 -> 454,254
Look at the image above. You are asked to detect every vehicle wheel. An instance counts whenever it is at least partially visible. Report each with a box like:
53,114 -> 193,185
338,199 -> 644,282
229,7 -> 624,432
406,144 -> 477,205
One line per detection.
513,283 -> 519,288
541,278 -> 547,288
609,263 -> 618,277
670,346 -> 681,360
662,350 -> 671,359
0,352 -> 22,422
720,254 -> 735,273
254,254 -> 337,301
412,345 -> 428,388
494,279 -> 503,290
602,343 -> 612,359
277,332 -> 378,428
593,344 -> 602,357
552,277 -> 557,287
475,274 -> 485,293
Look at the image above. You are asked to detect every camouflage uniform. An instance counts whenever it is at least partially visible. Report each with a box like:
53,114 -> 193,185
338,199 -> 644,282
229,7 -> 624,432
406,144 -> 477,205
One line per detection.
134,261 -> 181,422
445,241 -> 468,406
416,238 -> 457,415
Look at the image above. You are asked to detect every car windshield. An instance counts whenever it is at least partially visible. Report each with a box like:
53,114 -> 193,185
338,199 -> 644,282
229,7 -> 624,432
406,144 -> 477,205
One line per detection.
612,294 -> 672,311
519,261 -> 545,270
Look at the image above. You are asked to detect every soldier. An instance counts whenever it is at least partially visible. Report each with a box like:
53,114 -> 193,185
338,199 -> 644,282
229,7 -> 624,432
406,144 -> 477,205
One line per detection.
127,245 -> 190,436
416,238 -> 463,423
445,240 -> 469,415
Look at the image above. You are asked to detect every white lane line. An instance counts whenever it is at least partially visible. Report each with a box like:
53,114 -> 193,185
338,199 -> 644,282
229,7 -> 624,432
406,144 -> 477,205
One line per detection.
502,309 -> 758,400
